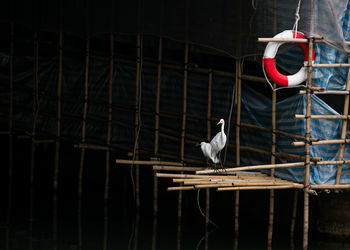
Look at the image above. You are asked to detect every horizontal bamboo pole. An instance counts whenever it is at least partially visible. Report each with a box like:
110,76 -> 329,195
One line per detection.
240,145 -> 321,162
293,139 -> 350,146
310,184 -> 350,189
173,177 -> 240,183
196,160 -> 350,175
299,90 -> 350,95
75,143 -> 112,151
240,123 -> 319,142
295,114 -> 350,119
217,185 -> 302,191
152,166 -> 205,171
168,186 -> 195,191
240,75 -> 266,83
157,173 -> 240,179
33,139 -> 56,144
312,63 -> 350,68
116,159 -> 183,166
183,181 -> 294,186
258,38 -> 308,43
196,162 -> 305,174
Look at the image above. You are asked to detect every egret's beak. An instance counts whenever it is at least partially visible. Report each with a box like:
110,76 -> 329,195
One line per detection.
217,120 -> 222,125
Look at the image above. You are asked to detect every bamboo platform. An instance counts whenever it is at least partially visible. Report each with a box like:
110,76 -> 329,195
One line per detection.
157,169 -> 304,191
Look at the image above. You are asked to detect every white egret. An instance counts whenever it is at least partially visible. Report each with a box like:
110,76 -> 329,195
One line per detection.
198,119 -> 227,165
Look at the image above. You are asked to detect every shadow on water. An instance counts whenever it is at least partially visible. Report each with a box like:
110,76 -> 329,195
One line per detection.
2,140 -> 350,250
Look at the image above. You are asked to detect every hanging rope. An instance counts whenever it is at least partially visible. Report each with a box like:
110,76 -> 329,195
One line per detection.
292,0 -> 302,38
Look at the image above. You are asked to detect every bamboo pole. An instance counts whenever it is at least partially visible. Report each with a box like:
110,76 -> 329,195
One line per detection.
105,33 -> 114,203
78,38 -> 89,250
336,57 -> 350,184
218,185 -> 301,191
293,139 -> 350,146
103,33 -> 114,250
290,190 -> 298,239
206,69 -> 212,230
154,37 -> 163,216
180,43 -> 189,162
116,159 -> 183,166
29,31 -> 39,250
135,34 -> 141,209
310,184 -> 350,189
154,37 -> 162,157
235,58 -> 242,239
153,166 -> 205,171
295,114 -> 350,119
53,31 -> 63,250
303,36 -> 314,250
258,38 -> 309,43
311,63 -> 350,68
7,23 -> 14,250
177,41 -> 189,250
299,90 -> 350,95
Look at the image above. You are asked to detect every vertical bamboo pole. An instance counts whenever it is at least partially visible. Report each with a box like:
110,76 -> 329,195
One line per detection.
290,190 -> 298,238
103,32 -> 114,250
303,37 -> 314,250
135,34 -> 141,210
268,0 -> 277,246
53,31 -> 63,250
152,214 -> 158,250
335,57 -> 350,184
153,37 -> 163,216
234,59 -> 241,239
205,69 -> 212,241
29,31 -> 39,250
78,38 -> 89,250
178,42 -> 189,250
6,22 -> 14,250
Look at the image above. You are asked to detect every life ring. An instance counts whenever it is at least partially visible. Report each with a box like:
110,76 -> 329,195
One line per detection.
262,30 -> 315,87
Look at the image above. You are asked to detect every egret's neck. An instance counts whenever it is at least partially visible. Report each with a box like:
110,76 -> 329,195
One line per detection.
221,121 -> 225,133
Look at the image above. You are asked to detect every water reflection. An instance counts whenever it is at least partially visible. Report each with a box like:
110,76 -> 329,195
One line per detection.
103,203 -> 109,250
152,214 -> 157,250
128,210 -> 140,250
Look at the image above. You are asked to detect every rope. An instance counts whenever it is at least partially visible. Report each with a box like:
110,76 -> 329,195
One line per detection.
292,0 -> 302,38
130,33 -> 144,201
196,189 -> 219,228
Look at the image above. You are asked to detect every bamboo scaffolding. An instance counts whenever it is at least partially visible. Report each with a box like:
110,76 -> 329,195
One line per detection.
154,36 -> 163,216
104,32 -> 114,206
293,139 -> 350,146
336,57 -> 350,184
295,114 -> 350,119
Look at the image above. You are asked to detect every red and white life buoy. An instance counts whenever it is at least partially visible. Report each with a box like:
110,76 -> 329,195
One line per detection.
262,30 -> 315,87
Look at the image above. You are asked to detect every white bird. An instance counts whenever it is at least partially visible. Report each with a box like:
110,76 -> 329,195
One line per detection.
199,119 -> 227,164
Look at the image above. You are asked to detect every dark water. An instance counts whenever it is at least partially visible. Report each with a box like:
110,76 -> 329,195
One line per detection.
1,140 -> 350,250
